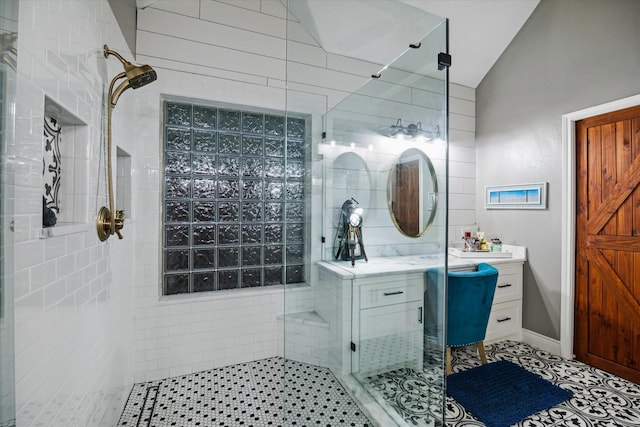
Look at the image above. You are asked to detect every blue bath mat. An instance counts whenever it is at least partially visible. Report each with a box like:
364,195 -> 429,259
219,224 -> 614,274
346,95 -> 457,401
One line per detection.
447,360 -> 573,427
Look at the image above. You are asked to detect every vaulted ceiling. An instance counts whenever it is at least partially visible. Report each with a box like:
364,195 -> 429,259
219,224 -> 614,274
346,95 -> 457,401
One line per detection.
285,0 -> 539,88
133,0 -> 539,88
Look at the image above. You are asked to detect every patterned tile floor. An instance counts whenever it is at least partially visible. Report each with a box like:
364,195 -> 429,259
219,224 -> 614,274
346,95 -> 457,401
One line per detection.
118,357 -> 372,427
357,339 -> 445,427
445,341 -> 640,427
362,340 -> 640,427
119,341 -> 640,427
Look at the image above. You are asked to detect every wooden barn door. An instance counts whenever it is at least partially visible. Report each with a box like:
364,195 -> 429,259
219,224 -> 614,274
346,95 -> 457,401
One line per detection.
575,105 -> 640,383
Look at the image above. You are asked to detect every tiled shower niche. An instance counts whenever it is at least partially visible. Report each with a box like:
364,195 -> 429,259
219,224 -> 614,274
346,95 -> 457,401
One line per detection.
43,115 -> 62,225
163,101 -> 307,294
40,97 -> 89,237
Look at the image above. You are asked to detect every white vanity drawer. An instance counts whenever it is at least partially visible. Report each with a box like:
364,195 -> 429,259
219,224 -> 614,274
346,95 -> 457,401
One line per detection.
360,279 -> 423,309
486,299 -> 522,342
493,263 -> 523,304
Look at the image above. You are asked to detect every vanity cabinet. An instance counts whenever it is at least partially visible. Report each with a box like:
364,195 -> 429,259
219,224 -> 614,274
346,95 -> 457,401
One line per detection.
316,247 -> 526,377
485,262 -> 523,342
449,261 -> 523,342
352,274 -> 424,374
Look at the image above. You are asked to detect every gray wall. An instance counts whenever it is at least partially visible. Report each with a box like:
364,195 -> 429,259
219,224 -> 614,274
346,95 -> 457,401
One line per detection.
476,0 -> 640,340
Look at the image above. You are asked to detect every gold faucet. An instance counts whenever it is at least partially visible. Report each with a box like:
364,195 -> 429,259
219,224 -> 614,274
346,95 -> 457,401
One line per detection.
113,210 -> 124,239
97,207 -> 125,240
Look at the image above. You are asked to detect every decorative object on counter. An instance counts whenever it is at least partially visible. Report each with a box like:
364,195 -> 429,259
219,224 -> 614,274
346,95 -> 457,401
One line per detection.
490,238 -> 502,252
485,182 -> 547,209
462,230 -> 488,252
477,232 -> 489,251
334,198 -> 368,267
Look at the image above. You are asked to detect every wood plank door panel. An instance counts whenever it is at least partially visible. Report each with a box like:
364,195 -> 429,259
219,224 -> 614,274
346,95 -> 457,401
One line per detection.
575,104 -> 640,384
393,160 -> 420,236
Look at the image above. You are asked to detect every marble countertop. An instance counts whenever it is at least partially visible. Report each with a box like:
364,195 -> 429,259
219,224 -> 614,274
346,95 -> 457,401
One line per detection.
318,245 -> 527,279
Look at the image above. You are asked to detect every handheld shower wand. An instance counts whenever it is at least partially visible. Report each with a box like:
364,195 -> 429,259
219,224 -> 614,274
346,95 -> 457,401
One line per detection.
97,45 -> 157,241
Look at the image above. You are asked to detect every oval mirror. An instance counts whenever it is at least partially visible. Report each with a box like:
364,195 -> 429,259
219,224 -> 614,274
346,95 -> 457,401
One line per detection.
331,152 -> 372,221
388,148 -> 438,237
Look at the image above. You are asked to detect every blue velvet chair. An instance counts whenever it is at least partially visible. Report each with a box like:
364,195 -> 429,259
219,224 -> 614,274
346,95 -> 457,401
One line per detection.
446,263 -> 499,375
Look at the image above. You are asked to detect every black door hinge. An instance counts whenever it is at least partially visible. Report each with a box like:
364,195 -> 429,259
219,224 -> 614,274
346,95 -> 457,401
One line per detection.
350,342 -> 356,352
438,52 -> 452,70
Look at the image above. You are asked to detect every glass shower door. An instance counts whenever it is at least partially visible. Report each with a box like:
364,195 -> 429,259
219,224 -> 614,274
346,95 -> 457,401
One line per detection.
284,0 -> 448,425
0,1 -> 17,425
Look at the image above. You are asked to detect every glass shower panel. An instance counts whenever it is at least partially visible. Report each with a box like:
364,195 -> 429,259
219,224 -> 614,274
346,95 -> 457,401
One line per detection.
0,0 -> 18,425
323,22 -> 448,426
285,1 -> 448,425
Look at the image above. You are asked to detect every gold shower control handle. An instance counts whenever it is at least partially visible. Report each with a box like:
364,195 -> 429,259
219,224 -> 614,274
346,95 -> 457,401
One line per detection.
96,206 -> 125,241
114,210 -> 124,239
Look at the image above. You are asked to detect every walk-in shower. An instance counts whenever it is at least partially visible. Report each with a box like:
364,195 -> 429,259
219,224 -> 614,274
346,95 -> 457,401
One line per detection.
97,45 -> 157,241
2,1 -> 448,425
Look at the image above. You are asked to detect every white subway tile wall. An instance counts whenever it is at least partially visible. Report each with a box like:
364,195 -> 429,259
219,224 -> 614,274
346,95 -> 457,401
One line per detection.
10,1 -> 477,426
14,1 -> 136,426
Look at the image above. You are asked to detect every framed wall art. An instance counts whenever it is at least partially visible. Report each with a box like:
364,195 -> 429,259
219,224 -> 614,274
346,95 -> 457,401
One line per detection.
485,182 -> 547,209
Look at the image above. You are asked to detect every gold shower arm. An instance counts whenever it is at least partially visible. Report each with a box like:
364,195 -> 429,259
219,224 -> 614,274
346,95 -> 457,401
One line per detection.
103,45 -> 130,67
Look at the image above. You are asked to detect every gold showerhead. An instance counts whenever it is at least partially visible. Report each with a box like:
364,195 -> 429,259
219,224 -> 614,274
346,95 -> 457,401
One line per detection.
103,44 -> 157,106
126,63 -> 157,89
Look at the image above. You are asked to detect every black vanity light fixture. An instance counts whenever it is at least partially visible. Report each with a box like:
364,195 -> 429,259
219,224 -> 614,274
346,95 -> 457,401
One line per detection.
380,119 -> 440,141
380,118 -> 406,138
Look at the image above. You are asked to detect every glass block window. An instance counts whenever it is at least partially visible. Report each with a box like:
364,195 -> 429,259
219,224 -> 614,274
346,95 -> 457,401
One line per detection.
163,101 -> 307,294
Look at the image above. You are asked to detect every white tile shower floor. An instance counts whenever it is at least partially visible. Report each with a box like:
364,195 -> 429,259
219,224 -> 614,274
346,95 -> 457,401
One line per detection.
117,357 -> 372,426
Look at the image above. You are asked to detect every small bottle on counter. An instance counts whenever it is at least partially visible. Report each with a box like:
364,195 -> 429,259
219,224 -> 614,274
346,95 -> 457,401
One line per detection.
490,238 -> 502,252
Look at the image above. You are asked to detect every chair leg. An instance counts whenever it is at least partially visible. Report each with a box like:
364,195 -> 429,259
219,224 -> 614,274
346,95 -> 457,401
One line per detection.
476,341 -> 488,365
446,347 -> 452,375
